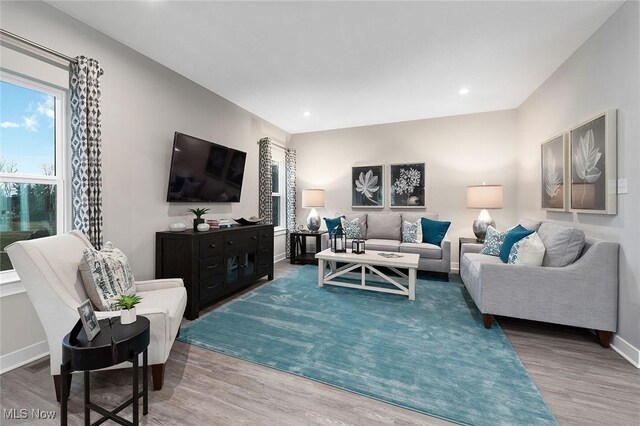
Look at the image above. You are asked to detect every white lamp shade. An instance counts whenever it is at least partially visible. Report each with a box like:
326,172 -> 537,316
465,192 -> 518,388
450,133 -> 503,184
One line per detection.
302,189 -> 325,208
467,185 -> 503,209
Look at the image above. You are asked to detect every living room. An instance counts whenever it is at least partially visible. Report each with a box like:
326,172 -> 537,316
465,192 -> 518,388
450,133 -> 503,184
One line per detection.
0,1 -> 638,425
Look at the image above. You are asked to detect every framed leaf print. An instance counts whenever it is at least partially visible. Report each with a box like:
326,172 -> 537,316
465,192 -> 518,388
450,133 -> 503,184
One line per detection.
352,165 -> 384,208
541,133 -> 568,211
569,110 -> 617,214
389,163 -> 426,208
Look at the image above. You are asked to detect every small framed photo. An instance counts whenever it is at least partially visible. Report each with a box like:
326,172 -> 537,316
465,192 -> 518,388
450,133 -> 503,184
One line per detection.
77,299 -> 100,341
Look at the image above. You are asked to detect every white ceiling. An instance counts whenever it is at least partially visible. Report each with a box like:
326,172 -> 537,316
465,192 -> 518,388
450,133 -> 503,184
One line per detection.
49,1 -> 622,134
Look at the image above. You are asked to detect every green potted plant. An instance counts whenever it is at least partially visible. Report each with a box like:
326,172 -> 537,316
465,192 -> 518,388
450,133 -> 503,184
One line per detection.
188,208 -> 210,230
114,294 -> 143,325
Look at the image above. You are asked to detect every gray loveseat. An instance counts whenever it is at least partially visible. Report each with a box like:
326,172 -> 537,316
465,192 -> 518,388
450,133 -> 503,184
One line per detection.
322,212 -> 451,279
460,221 -> 619,347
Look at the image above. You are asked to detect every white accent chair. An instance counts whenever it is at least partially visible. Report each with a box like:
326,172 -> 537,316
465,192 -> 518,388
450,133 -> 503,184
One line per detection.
6,231 -> 187,401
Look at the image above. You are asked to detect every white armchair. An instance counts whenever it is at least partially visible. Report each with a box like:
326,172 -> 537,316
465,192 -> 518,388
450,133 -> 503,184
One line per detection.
6,231 -> 187,401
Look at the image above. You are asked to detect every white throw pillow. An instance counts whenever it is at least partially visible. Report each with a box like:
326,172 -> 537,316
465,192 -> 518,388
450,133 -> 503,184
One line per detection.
402,220 -> 423,243
79,242 -> 136,311
508,232 -> 546,266
340,217 -> 362,239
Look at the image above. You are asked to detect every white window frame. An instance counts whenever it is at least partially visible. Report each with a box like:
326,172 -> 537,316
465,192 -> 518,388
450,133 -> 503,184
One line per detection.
0,71 -> 68,288
271,149 -> 286,234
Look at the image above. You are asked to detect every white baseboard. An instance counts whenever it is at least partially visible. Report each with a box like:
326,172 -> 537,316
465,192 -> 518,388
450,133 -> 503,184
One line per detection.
274,253 -> 287,263
611,334 -> 640,368
0,340 -> 49,375
451,262 -> 459,274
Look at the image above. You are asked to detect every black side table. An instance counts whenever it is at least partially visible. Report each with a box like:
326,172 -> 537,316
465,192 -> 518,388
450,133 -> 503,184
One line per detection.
61,316 -> 150,426
290,230 -> 327,265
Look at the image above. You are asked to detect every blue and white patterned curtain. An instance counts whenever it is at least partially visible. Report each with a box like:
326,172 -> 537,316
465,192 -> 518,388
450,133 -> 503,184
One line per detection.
285,148 -> 297,258
258,137 -> 273,225
70,56 -> 103,248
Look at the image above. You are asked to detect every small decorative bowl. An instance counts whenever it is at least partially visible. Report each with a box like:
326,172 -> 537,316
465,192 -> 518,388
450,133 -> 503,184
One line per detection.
196,223 -> 210,232
169,222 -> 186,232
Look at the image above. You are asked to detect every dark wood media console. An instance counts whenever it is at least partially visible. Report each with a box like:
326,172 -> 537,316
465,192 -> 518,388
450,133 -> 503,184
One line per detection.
155,224 -> 274,320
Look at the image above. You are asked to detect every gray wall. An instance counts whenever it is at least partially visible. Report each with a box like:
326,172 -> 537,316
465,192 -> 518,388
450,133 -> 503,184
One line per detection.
0,1 -> 289,360
516,0 -> 640,355
291,109 -> 519,268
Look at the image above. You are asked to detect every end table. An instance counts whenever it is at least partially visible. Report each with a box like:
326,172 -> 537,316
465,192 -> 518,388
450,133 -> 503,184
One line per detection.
60,316 -> 150,426
290,230 -> 327,265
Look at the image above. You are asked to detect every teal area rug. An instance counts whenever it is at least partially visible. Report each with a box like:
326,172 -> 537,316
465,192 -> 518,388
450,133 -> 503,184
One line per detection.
178,265 -> 557,426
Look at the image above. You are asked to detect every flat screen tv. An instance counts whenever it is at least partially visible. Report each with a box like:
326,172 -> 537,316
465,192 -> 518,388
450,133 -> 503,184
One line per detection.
166,132 -> 247,203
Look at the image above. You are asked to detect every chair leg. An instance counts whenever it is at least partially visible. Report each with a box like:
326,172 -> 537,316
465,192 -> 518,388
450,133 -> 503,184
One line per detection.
151,364 -> 165,390
53,374 -> 72,403
483,314 -> 493,329
595,330 -> 612,348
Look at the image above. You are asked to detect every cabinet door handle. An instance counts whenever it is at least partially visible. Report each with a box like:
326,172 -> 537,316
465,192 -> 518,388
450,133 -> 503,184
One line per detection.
251,236 -> 257,240
207,264 -> 219,269
227,241 -> 234,245
209,243 -> 216,248
260,248 -> 269,253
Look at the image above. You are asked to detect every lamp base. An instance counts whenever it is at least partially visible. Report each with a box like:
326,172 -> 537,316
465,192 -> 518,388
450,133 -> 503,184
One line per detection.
472,209 -> 495,242
307,208 -> 321,232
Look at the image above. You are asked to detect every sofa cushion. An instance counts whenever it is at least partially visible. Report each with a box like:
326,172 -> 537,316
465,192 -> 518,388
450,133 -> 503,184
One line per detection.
341,217 -> 362,239
399,242 -> 442,259
508,232 -> 545,266
519,219 -> 542,232
323,215 -> 344,234
345,213 -> 367,239
421,217 -> 450,246
366,212 -> 401,240
80,242 -> 136,311
480,226 -> 506,257
402,212 -> 438,223
364,239 -> 401,252
401,220 -> 423,243
537,223 -> 586,267
499,225 -> 534,263
137,286 -> 187,338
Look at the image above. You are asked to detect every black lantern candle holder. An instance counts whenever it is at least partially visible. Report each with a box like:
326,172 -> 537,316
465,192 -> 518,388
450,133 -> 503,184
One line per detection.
352,239 -> 366,254
330,227 -> 347,253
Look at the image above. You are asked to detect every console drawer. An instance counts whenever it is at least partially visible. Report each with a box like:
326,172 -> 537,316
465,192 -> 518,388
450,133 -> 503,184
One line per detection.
199,236 -> 223,258
258,227 -> 274,244
224,230 -> 258,248
199,256 -> 223,280
199,277 -> 224,305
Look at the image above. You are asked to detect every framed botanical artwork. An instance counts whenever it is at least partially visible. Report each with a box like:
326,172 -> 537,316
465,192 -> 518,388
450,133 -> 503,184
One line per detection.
541,133 -> 569,211
569,110 -> 617,214
352,165 -> 384,208
389,163 -> 425,208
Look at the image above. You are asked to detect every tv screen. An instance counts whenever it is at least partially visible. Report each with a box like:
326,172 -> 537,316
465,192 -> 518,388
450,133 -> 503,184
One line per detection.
166,132 -> 247,203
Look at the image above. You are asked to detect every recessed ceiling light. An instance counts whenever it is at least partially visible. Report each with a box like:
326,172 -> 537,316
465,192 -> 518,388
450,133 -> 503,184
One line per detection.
303,111 -> 311,117
458,87 -> 470,95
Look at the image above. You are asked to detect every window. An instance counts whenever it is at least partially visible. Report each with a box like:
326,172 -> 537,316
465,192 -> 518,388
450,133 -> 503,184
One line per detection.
0,74 -> 67,275
271,153 -> 286,231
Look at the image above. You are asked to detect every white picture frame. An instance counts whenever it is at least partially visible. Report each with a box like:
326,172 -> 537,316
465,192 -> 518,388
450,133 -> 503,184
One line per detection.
389,162 -> 426,208
541,133 -> 569,211
351,164 -> 384,209
569,110 -> 617,215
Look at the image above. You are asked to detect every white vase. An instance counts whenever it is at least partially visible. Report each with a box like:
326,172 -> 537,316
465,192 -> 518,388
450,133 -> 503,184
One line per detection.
120,307 -> 137,325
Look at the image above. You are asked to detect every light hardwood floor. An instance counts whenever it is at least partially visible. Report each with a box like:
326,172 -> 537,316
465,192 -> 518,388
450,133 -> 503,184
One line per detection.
1,261 -> 638,425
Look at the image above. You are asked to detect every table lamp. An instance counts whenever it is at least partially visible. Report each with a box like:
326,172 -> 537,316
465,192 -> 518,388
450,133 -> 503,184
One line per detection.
302,189 -> 325,232
467,184 -> 503,242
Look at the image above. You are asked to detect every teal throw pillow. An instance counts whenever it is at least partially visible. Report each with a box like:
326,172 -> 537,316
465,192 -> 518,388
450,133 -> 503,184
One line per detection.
480,226 -> 506,256
499,225 -> 534,263
421,217 -> 451,246
323,215 -> 345,235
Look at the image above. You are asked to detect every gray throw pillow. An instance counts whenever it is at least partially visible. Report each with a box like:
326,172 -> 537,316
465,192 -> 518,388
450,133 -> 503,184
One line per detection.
366,212 -> 402,240
519,219 -> 542,232
537,223 -> 585,267
79,242 -> 136,311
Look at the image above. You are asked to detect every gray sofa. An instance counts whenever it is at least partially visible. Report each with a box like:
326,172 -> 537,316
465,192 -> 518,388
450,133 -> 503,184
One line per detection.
460,221 -> 619,347
322,212 -> 451,278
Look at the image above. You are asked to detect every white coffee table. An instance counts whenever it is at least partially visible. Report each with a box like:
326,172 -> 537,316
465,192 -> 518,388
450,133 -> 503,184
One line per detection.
315,249 -> 420,300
